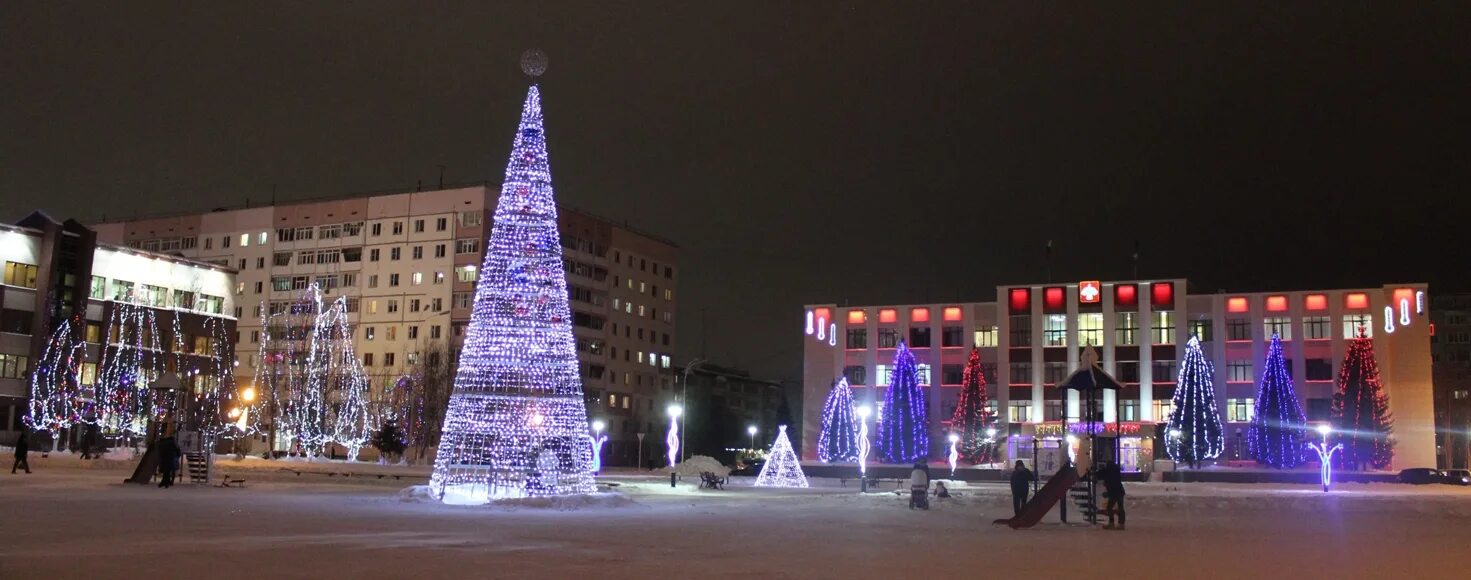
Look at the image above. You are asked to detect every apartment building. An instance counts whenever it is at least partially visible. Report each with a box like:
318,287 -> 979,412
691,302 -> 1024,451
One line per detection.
1,212 -> 237,445
91,184 -> 678,459
802,279 -> 1436,471
1430,293 -> 1471,469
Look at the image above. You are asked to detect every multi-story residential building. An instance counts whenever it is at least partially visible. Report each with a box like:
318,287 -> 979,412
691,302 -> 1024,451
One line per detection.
802,279 -> 1436,471
1,212 -> 237,446
91,184 -> 678,459
1431,293 -> 1471,469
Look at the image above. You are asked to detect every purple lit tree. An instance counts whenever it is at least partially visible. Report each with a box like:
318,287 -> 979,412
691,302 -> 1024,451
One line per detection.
429,83 -> 596,503
1248,333 -> 1306,468
817,377 -> 859,462
878,341 -> 929,463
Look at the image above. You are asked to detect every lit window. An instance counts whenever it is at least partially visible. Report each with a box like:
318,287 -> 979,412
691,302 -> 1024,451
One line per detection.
875,364 -> 892,385
1151,311 -> 1175,345
258,232 -> 268,245
1115,313 -> 1138,346
457,265 -> 478,282
1264,317 -> 1292,341
1304,316 -> 1331,340
1043,314 -> 1067,347
1226,398 -> 1255,422
240,233 -> 250,247
973,326 -> 998,348
412,272 -> 423,285
1343,315 -> 1373,339
1227,360 -> 1252,383
1077,313 -> 1103,347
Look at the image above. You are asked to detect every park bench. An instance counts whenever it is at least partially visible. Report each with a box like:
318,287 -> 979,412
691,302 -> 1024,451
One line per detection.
699,472 -> 727,490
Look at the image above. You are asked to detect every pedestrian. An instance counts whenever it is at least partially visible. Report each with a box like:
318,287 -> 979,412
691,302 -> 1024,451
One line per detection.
1009,460 -> 1032,516
933,481 -> 950,498
12,431 -> 31,474
908,461 -> 930,510
1100,461 -> 1126,530
157,435 -> 182,488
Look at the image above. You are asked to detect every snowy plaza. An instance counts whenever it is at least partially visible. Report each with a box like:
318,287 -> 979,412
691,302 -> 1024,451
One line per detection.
4,458 -> 1471,579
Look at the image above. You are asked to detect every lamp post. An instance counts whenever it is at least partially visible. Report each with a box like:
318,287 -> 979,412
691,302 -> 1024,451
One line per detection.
947,433 -> 960,477
747,425 -> 758,451
1307,424 -> 1342,493
681,359 -> 705,464
666,404 -> 682,487
985,427 -> 998,467
590,420 -> 608,475
856,405 -> 872,492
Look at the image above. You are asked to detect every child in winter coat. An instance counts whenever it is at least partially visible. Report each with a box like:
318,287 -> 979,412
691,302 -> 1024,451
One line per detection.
909,462 -> 930,510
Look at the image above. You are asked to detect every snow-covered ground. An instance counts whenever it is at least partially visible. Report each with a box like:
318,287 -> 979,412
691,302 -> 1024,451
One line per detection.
3,458 -> 1471,579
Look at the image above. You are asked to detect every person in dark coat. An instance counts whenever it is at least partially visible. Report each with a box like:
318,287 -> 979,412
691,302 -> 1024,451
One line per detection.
157,436 -> 182,488
1100,461 -> 1126,530
1009,460 -> 1033,516
12,431 -> 31,474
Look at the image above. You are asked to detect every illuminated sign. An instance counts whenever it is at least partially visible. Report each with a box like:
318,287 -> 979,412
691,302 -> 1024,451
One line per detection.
1079,281 -> 1101,304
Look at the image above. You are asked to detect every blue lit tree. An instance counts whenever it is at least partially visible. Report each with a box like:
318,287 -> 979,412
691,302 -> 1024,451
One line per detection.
817,377 -> 859,462
878,341 -> 929,463
430,84 -> 596,503
1166,336 -> 1224,463
1248,333 -> 1306,468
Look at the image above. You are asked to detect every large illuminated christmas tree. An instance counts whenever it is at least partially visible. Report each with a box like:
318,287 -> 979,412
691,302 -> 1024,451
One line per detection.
1248,333 -> 1306,468
879,341 -> 929,463
1165,335 -> 1224,463
1332,330 -> 1394,470
430,82 -> 596,504
950,347 -> 993,463
816,377 -> 859,462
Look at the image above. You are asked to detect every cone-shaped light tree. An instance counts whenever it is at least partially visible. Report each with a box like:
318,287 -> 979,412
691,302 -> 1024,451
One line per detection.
817,377 -> 859,462
1248,333 -> 1307,468
430,84 -> 596,504
755,425 -> 809,488
879,341 -> 929,463
950,347 -> 993,463
1332,330 -> 1395,470
1166,335 -> 1225,463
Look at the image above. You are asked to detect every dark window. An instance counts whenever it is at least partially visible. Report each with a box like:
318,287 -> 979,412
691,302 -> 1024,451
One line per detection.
877,329 -> 899,348
1226,318 -> 1251,341
941,326 -> 963,347
846,329 -> 867,349
1117,361 -> 1140,383
909,327 -> 931,348
843,365 -> 867,385
1306,358 -> 1333,381
1009,315 -> 1031,347
1189,320 -> 1213,342
1009,362 -> 1032,385
1306,398 -> 1332,421
942,364 -> 963,385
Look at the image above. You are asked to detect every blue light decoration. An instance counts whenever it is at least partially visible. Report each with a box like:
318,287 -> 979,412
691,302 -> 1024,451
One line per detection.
816,377 -> 859,462
1307,424 -> 1343,492
1165,336 -> 1225,462
755,425 -> 809,488
589,420 -> 607,474
1248,333 -> 1307,468
828,323 -> 837,346
429,84 -> 596,504
856,405 -> 872,477
805,310 -> 815,335
877,341 -> 929,463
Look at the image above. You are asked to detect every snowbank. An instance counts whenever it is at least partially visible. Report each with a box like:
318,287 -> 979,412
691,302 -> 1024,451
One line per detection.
670,455 -> 729,477
397,485 -> 637,510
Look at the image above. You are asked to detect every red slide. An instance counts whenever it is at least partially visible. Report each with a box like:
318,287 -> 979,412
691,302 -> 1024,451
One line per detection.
993,468 -> 1079,529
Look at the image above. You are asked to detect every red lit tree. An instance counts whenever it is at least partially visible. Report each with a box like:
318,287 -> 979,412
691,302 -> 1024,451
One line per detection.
1332,329 -> 1394,470
950,347 -> 993,463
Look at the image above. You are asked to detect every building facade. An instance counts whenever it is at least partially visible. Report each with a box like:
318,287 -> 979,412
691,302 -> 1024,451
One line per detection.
1430,293 -> 1471,469
90,184 -> 678,457
802,279 -> 1436,471
1,213 -> 237,444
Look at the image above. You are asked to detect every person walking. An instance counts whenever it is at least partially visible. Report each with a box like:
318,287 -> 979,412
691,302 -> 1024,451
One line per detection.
1100,461 -> 1127,530
1009,460 -> 1033,516
908,461 -> 930,510
157,435 -> 182,488
11,431 -> 31,474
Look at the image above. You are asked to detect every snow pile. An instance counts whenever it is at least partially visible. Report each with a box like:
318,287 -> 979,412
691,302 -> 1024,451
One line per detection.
397,485 -> 636,510
670,455 -> 729,477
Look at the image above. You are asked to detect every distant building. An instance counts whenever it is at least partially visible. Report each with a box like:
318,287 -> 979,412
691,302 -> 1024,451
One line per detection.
90,184 -> 678,453
1,212 -> 237,445
1431,293 -> 1471,469
803,279 -> 1436,471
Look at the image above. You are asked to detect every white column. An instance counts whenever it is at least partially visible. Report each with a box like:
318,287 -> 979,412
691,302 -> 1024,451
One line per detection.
1139,284 -> 1154,421
1031,288 -> 1044,423
1102,285 -> 1117,423
1066,287 -> 1081,422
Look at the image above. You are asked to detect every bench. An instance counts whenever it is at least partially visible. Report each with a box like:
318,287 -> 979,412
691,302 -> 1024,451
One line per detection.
841,477 -> 906,488
699,472 -> 727,490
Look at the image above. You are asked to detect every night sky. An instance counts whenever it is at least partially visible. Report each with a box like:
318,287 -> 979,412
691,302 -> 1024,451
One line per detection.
3,3 -> 1468,383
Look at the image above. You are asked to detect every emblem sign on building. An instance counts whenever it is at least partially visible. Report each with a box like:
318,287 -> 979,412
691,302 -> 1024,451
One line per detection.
1079,280 -> 1101,304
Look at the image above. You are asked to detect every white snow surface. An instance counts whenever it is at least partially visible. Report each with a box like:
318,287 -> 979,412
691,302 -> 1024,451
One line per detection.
3,459 -> 1471,579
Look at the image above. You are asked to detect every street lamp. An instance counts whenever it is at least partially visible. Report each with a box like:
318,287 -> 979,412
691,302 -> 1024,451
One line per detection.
947,433 -> 960,477
666,404 -> 683,487
856,405 -> 872,492
747,425 -> 758,450
1308,424 -> 1342,493
985,427 -> 998,467
590,420 -> 608,475
681,359 -> 705,463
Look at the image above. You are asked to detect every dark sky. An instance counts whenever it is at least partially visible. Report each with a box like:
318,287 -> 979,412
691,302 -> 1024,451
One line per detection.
3,3 -> 1469,383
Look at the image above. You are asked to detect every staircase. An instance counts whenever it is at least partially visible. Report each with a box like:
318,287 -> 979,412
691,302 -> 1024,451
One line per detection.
186,452 -> 211,484
1069,474 -> 1099,524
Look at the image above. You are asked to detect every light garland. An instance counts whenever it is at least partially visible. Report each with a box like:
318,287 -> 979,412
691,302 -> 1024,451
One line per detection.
26,317 -> 85,435
755,425 -> 809,488
429,84 -> 596,504
95,298 -> 166,435
1307,425 -> 1343,492
877,341 -> 929,463
950,347 -> 993,463
816,377 -> 859,462
856,405 -> 872,477
666,404 -> 682,468
1331,329 -> 1394,469
1248,333 -> 1306,468
1165,335 -> 1225,462
947,433 -> 959,476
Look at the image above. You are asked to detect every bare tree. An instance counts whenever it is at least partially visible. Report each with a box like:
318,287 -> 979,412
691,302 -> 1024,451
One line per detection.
404,341 -> 454,463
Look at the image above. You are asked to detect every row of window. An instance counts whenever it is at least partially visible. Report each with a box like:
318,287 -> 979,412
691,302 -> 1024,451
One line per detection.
3,262 -> 39,289
846,313 -> 1380,350
612,250 -> 674,280
85,276 -> 225,314
611,298 -> 674,324
841,355 -> 1337,387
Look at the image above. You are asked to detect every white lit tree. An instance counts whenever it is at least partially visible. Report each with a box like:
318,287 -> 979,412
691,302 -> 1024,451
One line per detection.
755,425 -> 809,488
26,318 -> 85,448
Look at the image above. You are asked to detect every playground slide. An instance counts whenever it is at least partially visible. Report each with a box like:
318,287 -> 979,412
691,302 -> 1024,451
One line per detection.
992,468 -> 1079,529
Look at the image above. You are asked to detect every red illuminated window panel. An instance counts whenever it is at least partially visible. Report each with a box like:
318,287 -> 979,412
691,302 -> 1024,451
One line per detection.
1044,287 -> 1065,311
1009,288 -> 1030,313
848,310 -> 866,324
911,308 -> 930,323
1345,293 -> 1369,310
1227,297 -> 1249,313
1304,294 -> 1327,311
1151,282 -> 1174,308
879,309 -> 897,323
1393,287 -> 1414,304
1115,284 -> 1137,306
1265,295 -> 1288,312
942,307 -> 963,322
814,308 -> 832,323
